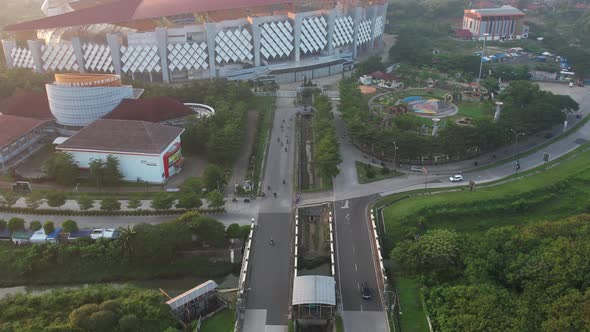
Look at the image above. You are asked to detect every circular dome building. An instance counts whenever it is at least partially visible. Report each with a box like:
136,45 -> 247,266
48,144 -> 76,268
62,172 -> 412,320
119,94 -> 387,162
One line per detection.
46,73 -> 136,133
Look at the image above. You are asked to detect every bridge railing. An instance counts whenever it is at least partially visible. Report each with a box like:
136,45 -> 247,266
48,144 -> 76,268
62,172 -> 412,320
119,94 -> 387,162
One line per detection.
234,218 -> 255,332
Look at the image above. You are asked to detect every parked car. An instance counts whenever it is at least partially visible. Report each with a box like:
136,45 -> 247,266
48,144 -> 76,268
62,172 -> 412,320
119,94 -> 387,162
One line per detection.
449,175 -> 464,182
361,282 -> 372,299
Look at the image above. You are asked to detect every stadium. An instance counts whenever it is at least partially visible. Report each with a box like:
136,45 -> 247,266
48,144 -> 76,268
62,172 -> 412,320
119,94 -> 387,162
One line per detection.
1,0 -> 388,83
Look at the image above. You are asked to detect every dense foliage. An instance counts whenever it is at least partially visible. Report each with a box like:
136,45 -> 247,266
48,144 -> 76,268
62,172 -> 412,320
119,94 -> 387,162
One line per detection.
0,285 -> 176,331
135,79 -> 253,165
0,68 -> 53,100
43,153 -> 80,186
392,215 -> 590,331
339,79 -> 577,161
0,213 -> 233,286
312,95 -> 342,179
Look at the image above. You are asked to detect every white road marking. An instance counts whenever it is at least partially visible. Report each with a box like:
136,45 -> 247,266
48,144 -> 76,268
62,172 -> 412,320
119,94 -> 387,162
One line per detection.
345,213 -> 350,221
357,282 -> 360,290
355,264 -> 358,271
341,200 -> 349,209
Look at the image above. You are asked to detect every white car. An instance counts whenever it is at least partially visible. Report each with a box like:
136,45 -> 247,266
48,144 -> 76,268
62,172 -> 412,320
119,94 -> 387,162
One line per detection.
90,228 -> 105,240
449,175 -> 463,182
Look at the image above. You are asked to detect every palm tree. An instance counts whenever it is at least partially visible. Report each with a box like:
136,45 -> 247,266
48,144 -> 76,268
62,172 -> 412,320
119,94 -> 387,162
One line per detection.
115,226 -> 137,261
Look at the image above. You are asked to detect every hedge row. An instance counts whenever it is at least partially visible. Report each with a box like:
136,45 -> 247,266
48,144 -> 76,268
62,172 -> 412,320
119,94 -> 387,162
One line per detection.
0,206 -> 226,217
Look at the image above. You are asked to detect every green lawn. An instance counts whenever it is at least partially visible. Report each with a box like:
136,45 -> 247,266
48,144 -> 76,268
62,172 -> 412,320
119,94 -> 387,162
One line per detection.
455,101 -> 492,121
382,143 -> 590,245
396,277 -> 430,332
356,161 -> 403,184
199,308 -> 235,332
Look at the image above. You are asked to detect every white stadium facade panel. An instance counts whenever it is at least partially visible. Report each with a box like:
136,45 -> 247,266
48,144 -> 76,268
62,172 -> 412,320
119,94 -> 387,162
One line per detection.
1,1 -> 387,83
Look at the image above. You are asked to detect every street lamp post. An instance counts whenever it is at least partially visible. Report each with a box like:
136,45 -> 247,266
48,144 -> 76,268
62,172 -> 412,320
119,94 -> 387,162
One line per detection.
392,141 -> 398,170
477,33 -> 490,90
510,128 -> 525,158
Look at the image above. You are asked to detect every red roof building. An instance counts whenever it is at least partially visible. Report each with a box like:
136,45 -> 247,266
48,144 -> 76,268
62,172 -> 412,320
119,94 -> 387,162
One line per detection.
0,91 -> 54,120
103,96 -> 194,123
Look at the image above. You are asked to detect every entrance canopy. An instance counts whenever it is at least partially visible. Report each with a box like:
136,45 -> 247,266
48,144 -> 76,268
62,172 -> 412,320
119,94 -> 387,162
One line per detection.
292,275 -> 336,306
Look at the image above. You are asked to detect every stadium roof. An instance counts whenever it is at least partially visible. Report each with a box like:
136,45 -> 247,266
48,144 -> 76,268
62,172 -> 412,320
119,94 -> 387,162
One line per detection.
0,91 -> 54,120
292,275 -> 336,306
57,119 -> 184,154
4,0 -> 293,31
104,96 -> 194,122
0,115 -> 48,148
466,5 -> 524,17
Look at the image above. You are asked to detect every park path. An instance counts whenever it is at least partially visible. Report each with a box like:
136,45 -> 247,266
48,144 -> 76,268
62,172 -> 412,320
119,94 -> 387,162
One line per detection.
225,110 -> 259,195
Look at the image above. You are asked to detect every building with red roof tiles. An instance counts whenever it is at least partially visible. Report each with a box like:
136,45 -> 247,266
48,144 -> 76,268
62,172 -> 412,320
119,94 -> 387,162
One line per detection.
0,91 -> 54,120
103,97 -> 195,123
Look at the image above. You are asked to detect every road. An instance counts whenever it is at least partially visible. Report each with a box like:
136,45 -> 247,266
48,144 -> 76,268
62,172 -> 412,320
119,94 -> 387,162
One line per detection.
244,99 -> 298,332
332,196 -> 389,331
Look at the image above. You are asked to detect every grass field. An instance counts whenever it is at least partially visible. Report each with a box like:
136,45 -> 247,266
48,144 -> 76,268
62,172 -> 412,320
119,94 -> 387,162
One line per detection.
356,162 -> 403,184
396,277 -> 430,332
382,143 -> 590,245
455,101 -> 492,121
200,308 -> 235,332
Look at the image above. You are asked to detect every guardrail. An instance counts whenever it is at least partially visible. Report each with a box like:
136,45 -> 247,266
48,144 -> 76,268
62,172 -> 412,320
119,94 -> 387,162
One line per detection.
234,218 -> 255,332
369,209 -> 392,332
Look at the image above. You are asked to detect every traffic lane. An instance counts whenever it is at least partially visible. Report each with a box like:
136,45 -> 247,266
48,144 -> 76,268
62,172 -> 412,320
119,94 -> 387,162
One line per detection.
334,197 -> 383,311
260,107 -> 297,213
245,212 -> 292,325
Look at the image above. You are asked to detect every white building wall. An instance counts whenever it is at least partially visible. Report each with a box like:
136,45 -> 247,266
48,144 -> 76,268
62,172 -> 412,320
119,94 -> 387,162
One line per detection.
66,150 -> 165,183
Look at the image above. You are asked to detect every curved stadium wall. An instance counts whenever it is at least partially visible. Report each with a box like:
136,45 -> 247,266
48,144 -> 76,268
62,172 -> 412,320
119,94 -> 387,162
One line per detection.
46,84 -> 134,127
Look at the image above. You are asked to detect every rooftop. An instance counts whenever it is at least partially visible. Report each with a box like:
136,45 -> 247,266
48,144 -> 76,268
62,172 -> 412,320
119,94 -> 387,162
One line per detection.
0,115 -> 48,148
4,0 -> 294,31
0,91 -> 54,120
104,96 -> 194,123
292,275 -> 336,306
466,5 -> 524,17
57,119 -> 184,155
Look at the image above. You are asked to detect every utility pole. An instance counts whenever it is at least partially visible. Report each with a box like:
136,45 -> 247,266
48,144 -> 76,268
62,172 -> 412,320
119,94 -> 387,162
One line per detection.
392,141 -> 398,170
477,33 -> 490,90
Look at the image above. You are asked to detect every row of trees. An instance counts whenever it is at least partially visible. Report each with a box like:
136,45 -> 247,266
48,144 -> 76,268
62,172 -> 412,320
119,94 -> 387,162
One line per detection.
339,79 -> 577,161
0,217 -> 78,234
312,95 -> 342,180
391,215 -> 590,331
0,212 -> 245,286
0,285 -> 177,331
43,152 -> 124,187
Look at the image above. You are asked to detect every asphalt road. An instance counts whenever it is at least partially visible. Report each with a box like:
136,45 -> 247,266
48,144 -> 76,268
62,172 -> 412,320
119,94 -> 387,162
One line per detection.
244,101 -> 299,332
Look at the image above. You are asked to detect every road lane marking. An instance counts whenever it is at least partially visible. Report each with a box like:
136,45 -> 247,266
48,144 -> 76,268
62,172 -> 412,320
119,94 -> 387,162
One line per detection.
355,264 -> 358,271
341,200 -> 349,209
345,213 -> 350,221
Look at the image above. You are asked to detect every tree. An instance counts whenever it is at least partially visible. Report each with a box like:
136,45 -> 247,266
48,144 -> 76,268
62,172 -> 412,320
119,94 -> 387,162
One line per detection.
43,221 -> 55,235
25,191 -> 45,209
88,158 -> 105,189
180,177 -> 204,194
0,191 -> 20,207
207,190 -> 225,209
0,219 -> 6,230
151,192 -> 175,210
226,223 -> 242,239
104,155 -> 124,185
7,217 -> 25,232
119,314 -> 140,332
126,198 -> 142,210
46,191 -> 66,208
62,219 -> 78,233
29,220 -> 42,231
43,152 -> 79,186
88,310 -> 118,331
100,197 -> 121,211
69,303 -> 99,330
77,195 -> 94,211
176,191 -> 202,210
203,164 -> 225,191
193,217 -> 227,247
